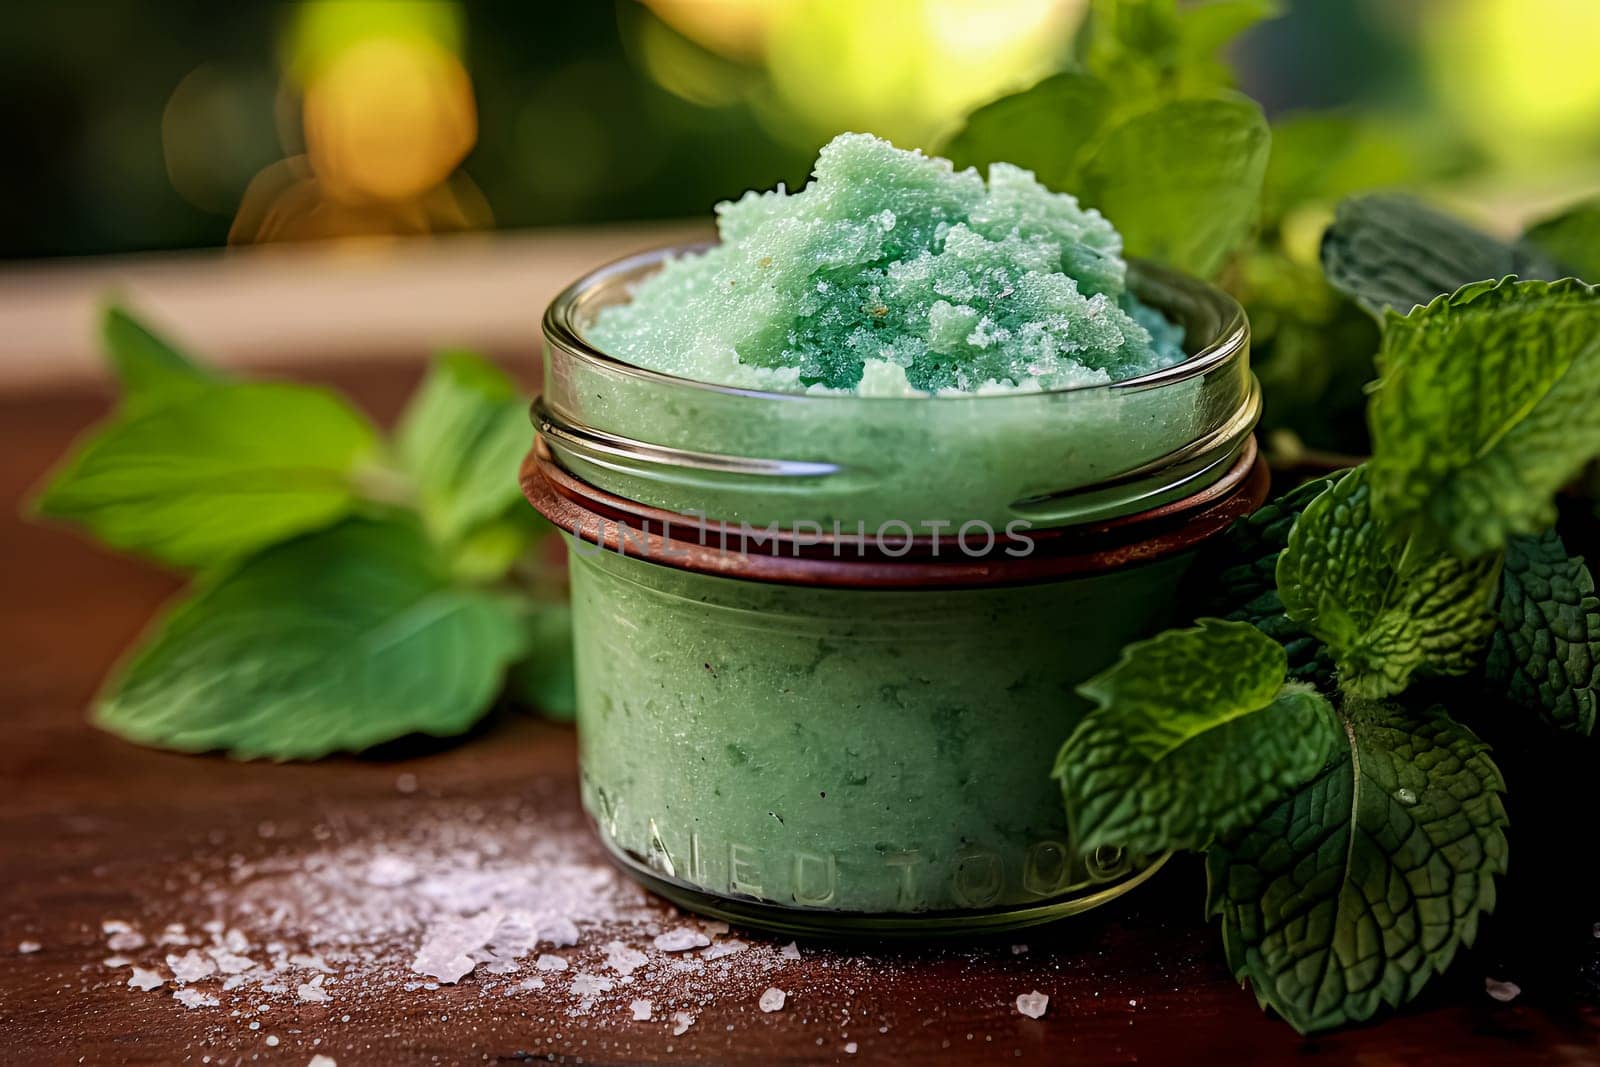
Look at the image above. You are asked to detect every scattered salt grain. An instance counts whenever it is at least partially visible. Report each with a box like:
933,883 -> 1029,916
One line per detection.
174,988 -> 220,1009
540,916 -> 581,948
265,1035 -> 280,1047
1016,991 -> 1049,1019
570,973 -> 614,999
535,954 -> 569,972
103,956 -> 131,968
671,1011 -> 696,1035
166,950 -> 217,984
1485,978 -> 1522,1003
630,997 -> 653,1020
208,949 -> 256,975
395,773 -> 418,794
17,941 -> 40,954
759,987 -> 787,1013
104,922 -> 146,952
845,1042 -> 859,1054
653,927 -> 711,952
603,940 -> 649,976
701,939 -> 747,961
128,967 -> 164,991
518,977 -> 546,991
297,976 -> 330,1003
362,854 -> 418,888
779,941 -> 801,960
308,1056 -> 338,1067
411,909 -> 505,984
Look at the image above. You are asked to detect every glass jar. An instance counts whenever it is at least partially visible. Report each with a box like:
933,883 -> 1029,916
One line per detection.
524,246 -> 1263,936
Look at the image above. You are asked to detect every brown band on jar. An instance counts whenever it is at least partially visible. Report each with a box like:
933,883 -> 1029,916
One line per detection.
520,435 -> 1269,590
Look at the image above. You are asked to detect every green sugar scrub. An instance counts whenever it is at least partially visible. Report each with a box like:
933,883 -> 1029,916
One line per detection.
528,139 -> 1263,934
587,133 -> 1185,396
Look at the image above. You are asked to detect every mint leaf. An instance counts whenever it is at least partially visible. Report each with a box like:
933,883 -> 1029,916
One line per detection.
396,351 -> 534,550
1260,115 -> 1420,227
1079,94 -> 1270,278
508,602 -> 576,721
1366,277 -> 1600,556
941,71 -> 1112,191
1483,530 -> 1599,735
1198,472 -> 1347,684
101,305 -> 215,406
1522,196 -> 1600,283
1077,0 -> 1278,101
35,381 -> 379,568
1055,619 -> 1340,855
1276,466 -> 1500,698
1321,194 -> 1560,315
96,519 -> 527,759
1206,702 -> 1508,1033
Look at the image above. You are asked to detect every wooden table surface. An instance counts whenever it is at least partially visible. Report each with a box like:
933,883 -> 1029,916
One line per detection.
3,345 -> 1598,1065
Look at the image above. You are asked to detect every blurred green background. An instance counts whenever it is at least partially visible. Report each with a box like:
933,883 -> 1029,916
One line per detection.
3,0 -> 1599,259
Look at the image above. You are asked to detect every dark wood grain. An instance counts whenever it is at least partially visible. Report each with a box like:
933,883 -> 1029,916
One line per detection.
2,366 -> 1597,1067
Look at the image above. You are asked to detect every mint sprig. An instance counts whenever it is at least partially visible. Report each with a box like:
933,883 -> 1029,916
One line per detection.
1276,466 -> 1501,698
1206,701 -> 1508,1033
1482,530 -> 1600,736
1056,619 -> 1339,855
31,306 -> 569,757
1366,277 -> 1600,557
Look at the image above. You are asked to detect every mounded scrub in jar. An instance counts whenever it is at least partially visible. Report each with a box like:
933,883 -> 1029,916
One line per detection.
530,133 -> 1261,931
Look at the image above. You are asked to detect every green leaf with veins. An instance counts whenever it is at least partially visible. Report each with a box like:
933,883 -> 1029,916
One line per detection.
1484,530 -> 1599,735
1206,702 -> 1508,1034
1321,195 -> 1560,315
96,518 -> 528,760
1366,277 -> 1600,557
34,381 -> 380,568
1079,94 -> 1270,278
1522,196 -> 1600,283
396,351 -> 535,549
100,305 -> 216,407
1276,466 -> 1500,698
1055,619 -> 1340,855
1197,472 -> 1348,685
941,71 -> 1111,191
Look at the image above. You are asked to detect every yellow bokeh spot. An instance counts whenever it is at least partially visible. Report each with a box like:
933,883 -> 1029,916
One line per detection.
1425,0 -> 1600,162
303,35 -> 477,203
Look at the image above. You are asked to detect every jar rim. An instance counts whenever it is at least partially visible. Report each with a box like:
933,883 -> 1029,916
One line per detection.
543,242 -> 1249,404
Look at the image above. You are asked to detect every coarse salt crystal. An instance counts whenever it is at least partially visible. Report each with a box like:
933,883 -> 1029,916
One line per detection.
174,988 -> 219,1009
167,951 -> 216,984
1486,978 -> 1522,1003
701,939 -> 747,961
128,967 -> 164,991
652,927 -> 711,952
630,998 -> 653,1020
265,1036 -> 280,1047
536,954 -> 569,972
1016,991 -> 1049,1019
779,941 -> 801,960
671,1011 -> 696,1035
297,977 -> 330,1004
308,1055 -> 337,1067
539,916 -> 581,948
411,908 -> 505,984
106,930 -> 146,952
362,854 -> 418,888
17,941 -> 40,954
603,940 -> 649,976
845,1042 -> 858,1054
759,987 -> 787,1013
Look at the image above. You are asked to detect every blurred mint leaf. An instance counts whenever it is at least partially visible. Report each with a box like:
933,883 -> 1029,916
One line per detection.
1197,471 -> 1348,684
1522,196 -> 1600,283
1367,277 -> 1600,556
101,305 -> 216,407
1484,529 -> 1599,735
396,351 -> 535,551
508,602 -> 576,721
1079,94 -> 1269,278
1055,619 -> 1339,855
96,519 -> 528,760
1206,702 -> 1507,1034
35,381 -> 380,568
1078,0 -> 1278,101
1321,194 -> 1560,315
941,71 -> 1112,190
1276,466 -> 1500,699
